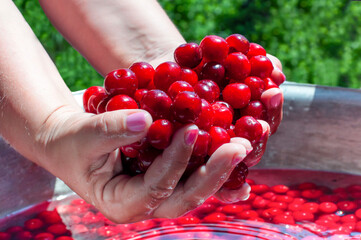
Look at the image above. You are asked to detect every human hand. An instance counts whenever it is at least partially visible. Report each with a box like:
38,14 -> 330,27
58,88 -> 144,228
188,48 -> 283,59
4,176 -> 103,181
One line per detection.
37,105 -> 253,223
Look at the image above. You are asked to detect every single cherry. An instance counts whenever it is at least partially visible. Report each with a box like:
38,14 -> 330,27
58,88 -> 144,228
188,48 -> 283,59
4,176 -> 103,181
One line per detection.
167,81 -> 194,100
129,62 -> 155,89
140,89 -> 172,120
193,80 -> 220,103
181,68 -> 198,86
222,83 -> 251,109
250,55 -> 274,79
104,68 -> 138,97
105,95 -> 138,111
226,34 -> 250,55
171,91 -> 202,123
225,52 -> 251,82
208,126 -> 231,155
153,62 -> 182,92
223,162 -> 249,190
147,119 -> 174,149
194,99 -> 214,131
234,116 -> 262,144
247,43 -> 267,59
174,43 -> 202,68
199,35 -> 229,63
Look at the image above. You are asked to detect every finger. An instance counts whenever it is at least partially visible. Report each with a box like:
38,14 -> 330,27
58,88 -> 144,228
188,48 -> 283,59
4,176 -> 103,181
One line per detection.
153,142 -> 248,218
142,124 -> 199,210
267,54 -> 282,70
81,109 -> 153,155
214,182 -> 251,203
230,137 -> 253,153
261,88 -> 284,134
243,120 -> 270,167
94,125 -> 198,223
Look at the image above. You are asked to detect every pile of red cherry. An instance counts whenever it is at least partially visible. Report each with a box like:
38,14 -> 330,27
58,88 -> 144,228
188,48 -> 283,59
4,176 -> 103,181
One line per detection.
2,180 -> 361,240
83,34 -> 284,189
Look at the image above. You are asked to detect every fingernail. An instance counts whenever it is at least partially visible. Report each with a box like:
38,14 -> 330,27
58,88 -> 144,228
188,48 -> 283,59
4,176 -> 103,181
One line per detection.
270,92 -> 282,109
232,154 -> 245,166
126,112 -> 147,132
184,126 -> 198,146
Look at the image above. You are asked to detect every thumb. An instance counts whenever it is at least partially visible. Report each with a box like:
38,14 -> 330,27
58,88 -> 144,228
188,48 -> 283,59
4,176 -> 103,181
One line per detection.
84,109 -> 153,154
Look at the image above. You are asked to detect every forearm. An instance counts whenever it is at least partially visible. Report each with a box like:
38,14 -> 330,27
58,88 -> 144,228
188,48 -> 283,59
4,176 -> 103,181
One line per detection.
0,1 -> 80,165
39,0 -> 185,76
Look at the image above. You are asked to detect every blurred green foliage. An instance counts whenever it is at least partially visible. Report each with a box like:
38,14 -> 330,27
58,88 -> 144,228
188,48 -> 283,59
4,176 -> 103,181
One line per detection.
15,0 -> 361,90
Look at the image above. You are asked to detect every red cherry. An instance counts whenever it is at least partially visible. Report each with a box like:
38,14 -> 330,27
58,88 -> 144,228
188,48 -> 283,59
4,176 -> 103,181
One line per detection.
153,61 -> 182,92
221,204 -> 244,215
301,189 -> 323,199
292,211 -> 314,222
252,196 -> 270,209
271,185 -> 289,194
199,35 -> 229,63
263,77 -> 279,90
211,102 -> 233,129
83,86 -> 104,112
167,81 -> 194,100
174,43 -> 202,68
181,68 -> 198,86
96,96 -> 110,114
14,231 -> 33,240
267,201 -> 288,210
104,68 -> 138,97
55,237 -> 74,240
240,101 -> 266,120
250,55 -> 274,79
87,87 -> 107,114
237,210 -> 259,220
275,195 -> 294,203
244,76 -> 266,100
6,226 -> 23,235
147,119 -> 174,150
134,89 -> 148,103
234,116 -> 263,144
193,80 -> 220,103
319,202 -> 338,214
200,62 -> 226,87
129,62 -> 155,89
301,202 -> 319,214
225,52 -> 251,82
202,212 -> 227,223
37,211 -> 62,225
262,191 -> 277,201
273,214 -> 295,225
194,99 -> 214,131
177,216 -> 201,225
337,201 -> 357,212
0,232 -> 11,240
227,124 -> 236,138
105,95 -> 138,111
251,184 -> 270,194
247,43 -> 267,59
136,147 -> 162,172
192,129 -> 211,157
171,91 -> 202,123
140,89 -> 172,120
226,34 -> 250,55
222,83 -> 251,109
223,162 -> 249,190
46,224 -> 67,236
121,137 -> 149,158
208,126 -> 230,155
261,208 -> 284,220
24,218 -> 44,231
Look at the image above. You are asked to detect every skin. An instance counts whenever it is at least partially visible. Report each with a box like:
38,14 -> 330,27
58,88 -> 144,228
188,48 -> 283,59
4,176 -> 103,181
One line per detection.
0,0 -> 284,223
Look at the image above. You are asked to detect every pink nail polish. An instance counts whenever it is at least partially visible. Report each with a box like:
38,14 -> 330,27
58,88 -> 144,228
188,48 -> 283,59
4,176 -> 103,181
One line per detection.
184,128 -> 198,146
126,112 -> 147,132
270,92 -> 282,109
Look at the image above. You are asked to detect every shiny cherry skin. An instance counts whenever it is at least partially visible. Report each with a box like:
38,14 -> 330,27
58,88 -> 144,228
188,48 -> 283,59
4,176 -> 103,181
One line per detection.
222,83 -> 251,109
235,116 -> 263,145
192,129 -> 211,157
153,61 -> 182,92
167,81 -> 194,100
104,68 -> 138,97
105,95 -> 138,111
244,76 -> 266,100
223,161 -> 249,190
193,80 -> 220,103
263,77 -> 279,90
211,102 -> 233,129
208,126 -> 231,155
199,35 -> 229,63
87,86 -> 107,114
147,119 -> 174,150
83,86 -> 104,112
225,52 -> 251,82
226,34 -> 250,55
240,101 -> 267,120
140,89 -> 172,120
181,68 -> 198,86
174,43 -> 202,68
195,99 -> 214,131
200,62 -> 225,87
171,91 -> 202,123
129,62 -> 155,89
96,96 -> 110,114
134,89 -> 148,103
247,43 -> 267,59
250,55 -> 274,79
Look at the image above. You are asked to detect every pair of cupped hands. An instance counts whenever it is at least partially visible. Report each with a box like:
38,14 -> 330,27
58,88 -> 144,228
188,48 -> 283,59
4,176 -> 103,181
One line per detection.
40,54 -> 284,224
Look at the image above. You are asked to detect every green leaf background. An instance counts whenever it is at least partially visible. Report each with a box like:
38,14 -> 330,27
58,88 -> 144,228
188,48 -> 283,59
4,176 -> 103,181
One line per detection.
14,0 -> 361,91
